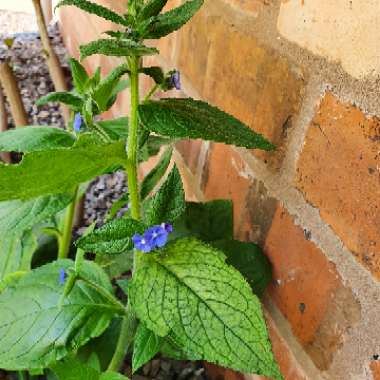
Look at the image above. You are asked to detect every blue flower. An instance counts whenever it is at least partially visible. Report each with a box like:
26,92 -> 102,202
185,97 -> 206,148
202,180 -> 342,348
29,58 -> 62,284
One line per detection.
132,223 -> 173,253
170,70 -> 181,90
132,234 -> 154,253
59,268 -> 67,285
73,113 -> 83,132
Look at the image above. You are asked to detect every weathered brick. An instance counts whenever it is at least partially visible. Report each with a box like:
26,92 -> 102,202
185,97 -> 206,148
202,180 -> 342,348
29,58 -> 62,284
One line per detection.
371,361 -> 380,380
277,0 -> 380,79
265,206 -> 361,370
206,363 -> 244,380
203,144 -> 251,233
296,93 -> 380,280
225,0 -> 271,15
177,4 -> 304,169
175,139 -> 203,174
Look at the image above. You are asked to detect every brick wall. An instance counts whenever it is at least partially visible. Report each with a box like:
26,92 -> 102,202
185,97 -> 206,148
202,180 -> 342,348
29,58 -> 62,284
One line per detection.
58,1 -> 380,379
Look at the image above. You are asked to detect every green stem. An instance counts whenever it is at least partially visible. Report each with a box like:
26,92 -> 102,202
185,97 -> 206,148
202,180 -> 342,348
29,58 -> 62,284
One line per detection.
143,83 -> 159,104
126,56 -> 141,221
58,187 -> 79,259
107,56 -> 142,372
18,371 -> 28,380
107,303 -> 138,371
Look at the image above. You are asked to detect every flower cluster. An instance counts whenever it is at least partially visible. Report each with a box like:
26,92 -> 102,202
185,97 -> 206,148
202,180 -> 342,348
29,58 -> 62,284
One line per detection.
132,223 -> 173,253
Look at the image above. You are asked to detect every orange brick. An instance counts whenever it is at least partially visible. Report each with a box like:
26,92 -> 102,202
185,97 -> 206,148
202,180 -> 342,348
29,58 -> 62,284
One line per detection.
206,364 -> 244,380
203,144 -> 251,233
371,361 -> 380,380
226,0 -> 271,15
175,139 -> 203,174
264,206 -> 361,370
296,93 -> 380,280
177,4 -> 304,169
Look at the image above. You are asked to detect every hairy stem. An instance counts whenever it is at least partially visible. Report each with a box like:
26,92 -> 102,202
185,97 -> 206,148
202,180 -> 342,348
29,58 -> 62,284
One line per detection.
58,187 -> 79,259
143,83 -> 159,104
107,56 -> 141,372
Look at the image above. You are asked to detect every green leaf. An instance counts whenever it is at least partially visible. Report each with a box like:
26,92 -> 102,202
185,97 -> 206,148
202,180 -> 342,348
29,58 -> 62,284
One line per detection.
105,192 -> 130,222
100,373 -> 129,380
139,135 -> 173,163
56,0 -> 128,26
52,357 -> 99,380
0,126 -> 75,153
93,64 -> 129,112
141,146 -> 172,200
103,252 -> 133,278
80,39 -> 158,60
0,230 -> 37,281
0,259 -> 117,370
139,98 -> 275,150
0,135 -> 127,201
143,165 -> 185,225
172,200 -> 233,242
37,92 -> 83,110
143,0 -> 203,39
0,194 -> 73,234
140,66 -> 165,85
69,58 -> 89,95
138,0 -> 168,20
212,240 -> 272,297
132,324 -> 162,373
76,218 -> 145,254
129,238 -> 282,379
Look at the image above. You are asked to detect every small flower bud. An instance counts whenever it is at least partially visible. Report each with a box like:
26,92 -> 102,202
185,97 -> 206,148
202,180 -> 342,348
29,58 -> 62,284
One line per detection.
73,113 -> 83,133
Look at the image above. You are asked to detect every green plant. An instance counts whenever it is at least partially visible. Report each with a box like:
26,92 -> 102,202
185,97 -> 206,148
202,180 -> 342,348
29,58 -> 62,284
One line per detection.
0,1 -> 283,379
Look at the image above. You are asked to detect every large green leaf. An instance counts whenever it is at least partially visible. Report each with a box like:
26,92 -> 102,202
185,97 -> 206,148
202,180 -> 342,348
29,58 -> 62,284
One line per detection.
93,64 -> 129,112
56,0 -> 128,26
172,200 -> 233,242
129,238 -> 282,379
80,39 -> 158,60
0,231 -> 37,281
0,135 -> 126,201
69,58 -> 90,95
139,98 -> 275,150
0,194 -> 73,234
132,324 -> 162,373
140,146 -> 172,200
76,218 -> 145,255
143,165 -> 185,225
37,92 -> 83,110
0,126 -> 75,153
212,240 -> 272,297
143,0 -> 203,39
0,259 -> 118,370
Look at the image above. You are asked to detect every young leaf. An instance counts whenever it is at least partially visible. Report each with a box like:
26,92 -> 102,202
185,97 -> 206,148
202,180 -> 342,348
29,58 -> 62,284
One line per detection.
56,0 -> 128,26
0,231 -> 37,281
51,357 -> 99,380
143,0 -> 203,39
0,126 -> 75,153
129,238 -> 282,379
132,324 -> 162,373
0,194 -> 73,234
0,259 -> 118,370
212,240 -> 272,297
105,192 -> 130,221
0,136 -> 126,201
104,252 -> 134,278
140,66 -> 165,85
92,64 -> 130,112
80,39 -> 158,60
76,218 -> 145,254
138,0 -> 168,20
172,200 -> 233,241
140,146 -> 172,200
139,98 -> 275,150
139,135 -> 173,163
69,58 -> 89,95
143,165 -> 185,225
37,92 -> 83,110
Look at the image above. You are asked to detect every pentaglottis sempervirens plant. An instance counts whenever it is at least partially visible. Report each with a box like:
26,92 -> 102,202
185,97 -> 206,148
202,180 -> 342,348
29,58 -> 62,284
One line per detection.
0,0 -> 283,379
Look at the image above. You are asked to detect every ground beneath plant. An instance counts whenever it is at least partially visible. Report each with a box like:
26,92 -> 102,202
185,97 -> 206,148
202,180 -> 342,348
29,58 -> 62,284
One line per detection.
0,13 -> 211,380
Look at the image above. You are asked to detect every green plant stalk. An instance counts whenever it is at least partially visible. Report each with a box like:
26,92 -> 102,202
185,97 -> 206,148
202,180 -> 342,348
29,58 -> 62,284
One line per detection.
58,187 -> 79,259
107,56 -> 141,372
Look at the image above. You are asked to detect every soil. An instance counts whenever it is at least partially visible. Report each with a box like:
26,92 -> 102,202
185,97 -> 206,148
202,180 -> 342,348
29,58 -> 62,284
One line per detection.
0,14 -> 212,380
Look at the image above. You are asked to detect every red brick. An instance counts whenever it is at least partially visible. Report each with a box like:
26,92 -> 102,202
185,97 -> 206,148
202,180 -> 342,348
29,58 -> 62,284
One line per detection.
205,363 -> 244,380
371,361 -> 380,380
264,206 -> 361,370
177,4 -> 304,169
203,144 -> 251,233
296,93 -> 380,280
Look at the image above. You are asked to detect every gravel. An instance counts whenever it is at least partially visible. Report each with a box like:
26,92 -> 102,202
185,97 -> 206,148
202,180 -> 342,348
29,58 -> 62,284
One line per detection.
0,15 -> 212,380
